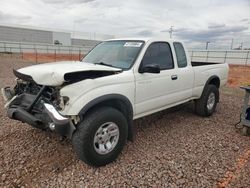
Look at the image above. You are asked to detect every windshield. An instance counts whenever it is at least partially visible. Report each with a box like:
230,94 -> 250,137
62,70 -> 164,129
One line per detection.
82,40 -> 144,70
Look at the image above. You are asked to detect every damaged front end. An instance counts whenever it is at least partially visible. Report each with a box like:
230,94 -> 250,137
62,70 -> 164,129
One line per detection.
1,70 -> 75,138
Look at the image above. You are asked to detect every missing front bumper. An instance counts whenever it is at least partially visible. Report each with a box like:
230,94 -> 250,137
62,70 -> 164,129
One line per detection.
7,107 -> 43,128
3,90 -> 75,138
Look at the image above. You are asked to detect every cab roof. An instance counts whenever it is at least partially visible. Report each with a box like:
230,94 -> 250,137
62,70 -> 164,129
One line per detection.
106,37 -> 182,43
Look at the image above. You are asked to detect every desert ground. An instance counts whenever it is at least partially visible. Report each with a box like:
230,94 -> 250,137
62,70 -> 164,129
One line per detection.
0,54 -> 249,187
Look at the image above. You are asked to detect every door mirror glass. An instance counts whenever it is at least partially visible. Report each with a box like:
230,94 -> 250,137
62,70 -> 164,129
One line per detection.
139,64 -> 160,74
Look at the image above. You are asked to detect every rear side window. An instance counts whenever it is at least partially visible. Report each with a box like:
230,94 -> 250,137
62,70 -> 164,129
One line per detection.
141,42 -> 174,70
173,42 -> 187,68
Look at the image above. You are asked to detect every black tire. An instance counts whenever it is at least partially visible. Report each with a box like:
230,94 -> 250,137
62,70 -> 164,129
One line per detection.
195,84 -> 219,117
72,107 -> 128,166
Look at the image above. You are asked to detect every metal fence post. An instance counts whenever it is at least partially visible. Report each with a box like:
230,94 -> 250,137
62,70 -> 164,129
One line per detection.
206,51 -> 209,62
245,51 -> 249,66
70,49 -> 72,60
55,49 -> 56,62
19,43 -> 21,55
224,51 -> 228,63
35,49 -> 38,63
79,49 -> 81,61
3,42 -> 6,52
191,51 -> 193,61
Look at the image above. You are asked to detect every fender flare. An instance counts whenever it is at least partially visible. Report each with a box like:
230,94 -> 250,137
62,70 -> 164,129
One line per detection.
202,75 -> 220,102
204,75 -> 220,88
79,94 -> 134,141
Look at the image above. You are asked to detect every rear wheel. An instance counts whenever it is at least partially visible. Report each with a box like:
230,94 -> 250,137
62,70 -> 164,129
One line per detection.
195,84 -> 219,117
72,107 -> 128,166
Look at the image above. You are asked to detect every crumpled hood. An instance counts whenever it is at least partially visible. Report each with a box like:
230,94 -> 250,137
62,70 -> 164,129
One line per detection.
16,61 -> 122,86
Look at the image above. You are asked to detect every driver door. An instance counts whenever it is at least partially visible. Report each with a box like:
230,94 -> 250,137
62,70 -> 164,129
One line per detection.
134,42 -> 180,117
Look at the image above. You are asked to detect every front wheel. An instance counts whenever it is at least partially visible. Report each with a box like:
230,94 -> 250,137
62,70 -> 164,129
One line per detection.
72,107 -> 128,166
195,84 -> 219,117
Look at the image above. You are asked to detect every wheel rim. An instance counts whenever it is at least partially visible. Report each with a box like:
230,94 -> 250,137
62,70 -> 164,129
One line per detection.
93,122 -> 119,155
207,92 -> 215,110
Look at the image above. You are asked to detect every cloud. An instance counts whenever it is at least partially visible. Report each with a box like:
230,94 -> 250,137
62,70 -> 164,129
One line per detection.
74,18 -> 89,24
208,24 -> 226,29
175,25 -> 249,42
42,0 -> 95,4
0,10 -> 31,23
136,30 -> 154,37
240,18 -> 250,22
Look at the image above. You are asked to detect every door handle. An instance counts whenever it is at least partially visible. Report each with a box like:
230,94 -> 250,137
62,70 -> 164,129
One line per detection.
171,75 -> 178,80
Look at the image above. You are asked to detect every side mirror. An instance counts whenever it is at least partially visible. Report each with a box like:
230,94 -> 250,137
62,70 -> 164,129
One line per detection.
139,64 -> 160,74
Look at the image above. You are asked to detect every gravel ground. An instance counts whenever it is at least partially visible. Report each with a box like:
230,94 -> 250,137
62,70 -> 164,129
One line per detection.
0,56 -> 249,188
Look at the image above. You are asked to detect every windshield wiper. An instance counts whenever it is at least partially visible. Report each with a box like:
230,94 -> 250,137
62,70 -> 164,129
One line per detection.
94,62 -> 114,67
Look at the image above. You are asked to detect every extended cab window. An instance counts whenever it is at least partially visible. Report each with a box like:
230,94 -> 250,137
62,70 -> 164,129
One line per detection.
173,42 -> 187,68
141,42 -> 174,70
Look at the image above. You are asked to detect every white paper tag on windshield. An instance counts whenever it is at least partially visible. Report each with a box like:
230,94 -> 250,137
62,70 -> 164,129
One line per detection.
124,42 -> 142,47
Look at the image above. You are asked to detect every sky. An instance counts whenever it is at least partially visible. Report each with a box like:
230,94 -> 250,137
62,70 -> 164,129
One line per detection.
0,0 -> 250,49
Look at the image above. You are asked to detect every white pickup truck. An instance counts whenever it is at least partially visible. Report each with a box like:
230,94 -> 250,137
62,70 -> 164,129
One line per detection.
1,38 -> 229,166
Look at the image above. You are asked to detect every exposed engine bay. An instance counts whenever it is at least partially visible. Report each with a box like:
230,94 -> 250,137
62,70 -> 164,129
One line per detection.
2,65 -> 122,138
2,70 -> 76,137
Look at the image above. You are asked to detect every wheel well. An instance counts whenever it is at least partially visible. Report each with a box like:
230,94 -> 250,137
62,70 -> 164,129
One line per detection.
89,99 -> 132,119
81,98 -> 134,141
208,77 -> 220,88
203,76 -> 220,102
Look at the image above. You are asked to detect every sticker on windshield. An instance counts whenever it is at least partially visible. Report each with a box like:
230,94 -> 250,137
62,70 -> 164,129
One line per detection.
124,42 -> 142,47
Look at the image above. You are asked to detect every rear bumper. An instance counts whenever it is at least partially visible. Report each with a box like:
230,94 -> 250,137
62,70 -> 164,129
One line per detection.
2,87 -> 75,138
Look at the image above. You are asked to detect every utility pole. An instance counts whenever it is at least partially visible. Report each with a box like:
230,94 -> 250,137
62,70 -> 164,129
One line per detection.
205,41 -> 210,50
169,26 -> 174,38
240,42 -> 243,50
230,38 -> 234,50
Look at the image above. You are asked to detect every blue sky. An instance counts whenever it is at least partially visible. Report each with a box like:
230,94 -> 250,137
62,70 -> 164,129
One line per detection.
0,0 -> 250,49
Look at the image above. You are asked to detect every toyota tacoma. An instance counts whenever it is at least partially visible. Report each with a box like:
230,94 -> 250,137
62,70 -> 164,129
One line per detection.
1,38 -> 229,166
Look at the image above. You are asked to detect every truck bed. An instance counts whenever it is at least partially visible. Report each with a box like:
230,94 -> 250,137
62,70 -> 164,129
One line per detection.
191,61 -> 220,67
191,61 -> 229,95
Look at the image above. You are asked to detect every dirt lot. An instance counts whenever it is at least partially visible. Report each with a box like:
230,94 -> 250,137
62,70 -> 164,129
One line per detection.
22,52 -> 82,63
228,65 -> 250,87
0,56 -> 250,187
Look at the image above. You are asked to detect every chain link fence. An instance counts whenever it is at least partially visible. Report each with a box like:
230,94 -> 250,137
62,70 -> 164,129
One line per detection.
1,41 -> 250,66
0,41 -> 94,63
189,50 -> 250,66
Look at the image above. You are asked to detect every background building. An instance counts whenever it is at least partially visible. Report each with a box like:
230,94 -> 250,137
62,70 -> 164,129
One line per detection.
0,24 -> 114,46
